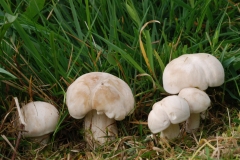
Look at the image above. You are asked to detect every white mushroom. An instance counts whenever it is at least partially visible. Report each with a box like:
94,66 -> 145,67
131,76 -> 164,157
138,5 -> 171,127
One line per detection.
16,101 -> 59,143
163,53 -> 224,94
66,72 -> 134,147
178,88 -> 211,133
148,96 -> 190,139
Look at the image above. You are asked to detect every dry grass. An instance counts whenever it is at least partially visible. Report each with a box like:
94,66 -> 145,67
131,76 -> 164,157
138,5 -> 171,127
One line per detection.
0,88 -> 240,159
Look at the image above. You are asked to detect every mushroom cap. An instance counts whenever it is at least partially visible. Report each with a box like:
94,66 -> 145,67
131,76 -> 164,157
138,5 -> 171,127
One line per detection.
160,95 -> 190,124
163,53 -> 225,94
147,95 -> 190,133
66,72 -> 134,120
148,105 -> 170,134
19,101 -> 59,137
178,88 -> 211,113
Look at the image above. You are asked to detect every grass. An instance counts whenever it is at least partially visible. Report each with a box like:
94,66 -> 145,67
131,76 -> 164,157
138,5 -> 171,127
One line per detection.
0,0 -> 240,159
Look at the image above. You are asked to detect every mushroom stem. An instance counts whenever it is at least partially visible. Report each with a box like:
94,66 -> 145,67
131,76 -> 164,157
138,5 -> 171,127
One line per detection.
161,123 -> 180,139
186,113 -> 200,133
84,110 -> 118,147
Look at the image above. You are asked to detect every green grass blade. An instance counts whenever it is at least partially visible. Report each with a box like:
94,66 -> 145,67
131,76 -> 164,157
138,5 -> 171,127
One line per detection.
23,0 -> 45,21
0,68 -> 17,79
69,0 -> 83,39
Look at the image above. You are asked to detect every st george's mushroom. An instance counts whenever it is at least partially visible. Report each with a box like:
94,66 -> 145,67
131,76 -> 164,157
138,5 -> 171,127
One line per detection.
178,88 -> 211,132
162,53 -> 224,133
162,53 -> 224,94
148,96 -> 190,139
15,100 -> 59,144
66,72 -> 134,147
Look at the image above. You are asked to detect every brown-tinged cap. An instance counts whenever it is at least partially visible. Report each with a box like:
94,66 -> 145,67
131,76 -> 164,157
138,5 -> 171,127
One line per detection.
66,72 -> 134,120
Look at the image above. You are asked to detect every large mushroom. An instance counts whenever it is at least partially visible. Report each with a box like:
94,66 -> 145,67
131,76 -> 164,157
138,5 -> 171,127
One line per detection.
15,101 -> 59,143
148,96 -> 190,139
163,53 -> 224,94
66,72 -> 134,147
178,88 -> 211,132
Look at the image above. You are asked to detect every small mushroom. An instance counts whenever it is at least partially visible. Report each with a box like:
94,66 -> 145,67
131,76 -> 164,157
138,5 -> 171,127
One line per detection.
16,101 -> 59,143
148,96 -> 190,139
163,53 -> 224,94
178,88 -> 211,133
66,72 -> 134,147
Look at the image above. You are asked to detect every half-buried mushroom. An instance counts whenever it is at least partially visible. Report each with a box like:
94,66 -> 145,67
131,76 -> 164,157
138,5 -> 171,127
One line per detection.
15,100 -> 59,144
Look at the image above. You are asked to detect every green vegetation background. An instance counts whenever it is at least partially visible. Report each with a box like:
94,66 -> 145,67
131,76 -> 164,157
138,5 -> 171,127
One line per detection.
0,0 -> 240,159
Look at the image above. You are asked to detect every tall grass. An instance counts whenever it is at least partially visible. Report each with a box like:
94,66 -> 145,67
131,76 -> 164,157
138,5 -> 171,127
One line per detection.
0,0 -> 240,159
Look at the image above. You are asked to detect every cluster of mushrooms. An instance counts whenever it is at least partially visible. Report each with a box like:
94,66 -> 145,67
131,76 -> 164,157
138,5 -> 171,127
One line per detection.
148,53 -> 225,139
15,53 -> 224,148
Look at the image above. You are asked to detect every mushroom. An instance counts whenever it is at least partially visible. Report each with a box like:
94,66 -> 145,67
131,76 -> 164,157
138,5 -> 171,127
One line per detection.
178,88 -> 211,133
15,101 -> 59,143
163,53 -> 224,94
66,72 -> 134,147
147,95 -> 190,139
